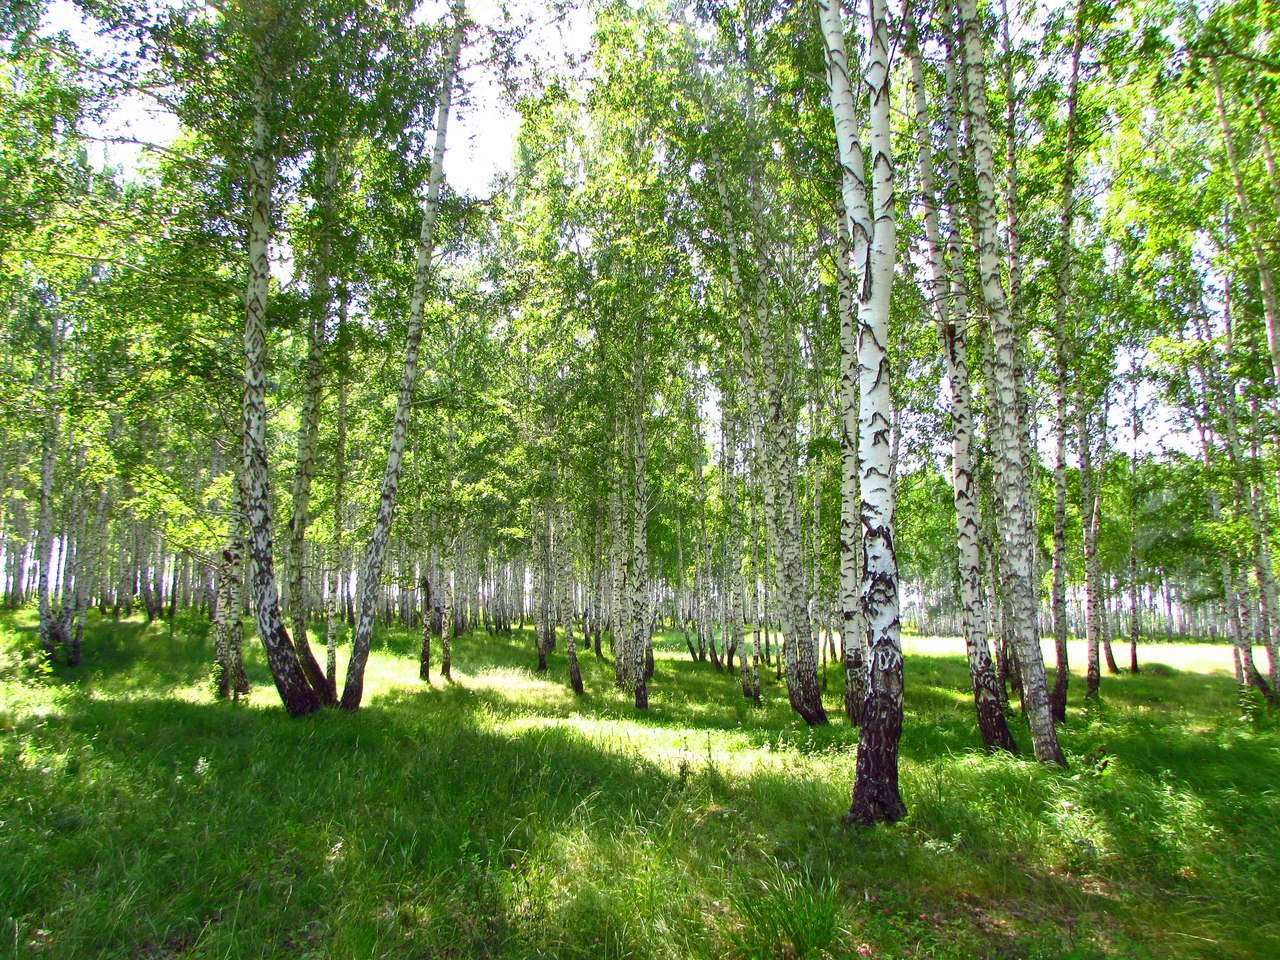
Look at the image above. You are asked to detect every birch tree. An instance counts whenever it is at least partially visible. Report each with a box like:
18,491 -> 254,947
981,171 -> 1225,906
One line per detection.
341,0 -> 467,709
954,0 -> 1065,764
820,0 -> 906,821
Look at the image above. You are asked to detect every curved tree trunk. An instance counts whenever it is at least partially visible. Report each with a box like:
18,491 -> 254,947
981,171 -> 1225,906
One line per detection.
341,0 -> 466,709
286,150 -> 337,702
239,55 -> 319,717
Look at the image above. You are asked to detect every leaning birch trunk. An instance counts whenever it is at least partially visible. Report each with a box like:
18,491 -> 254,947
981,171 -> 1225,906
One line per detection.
284,320 -> 328,696
907,22 -> 1015,752
341,2 -> 465,709
1212,65 -> 1280,389
821,0 -> 905,820
955,0 -> 1064,763
239,51 -> 320,716
286,162 -> 336,701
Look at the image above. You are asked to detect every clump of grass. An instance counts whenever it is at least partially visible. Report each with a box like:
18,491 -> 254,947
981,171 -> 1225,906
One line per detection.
730,861 -> 839,959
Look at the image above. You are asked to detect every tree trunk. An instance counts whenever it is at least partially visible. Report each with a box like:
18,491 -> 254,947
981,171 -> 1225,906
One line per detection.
239,52 -> 320,717
325,286 -> 348,703
1050,347 -> 1071,722
1213,64 -> 1280,389
1077,401 -> 1103,699
36,314 -> 62,663
341,1 -> 465,709
70,487 -> 108,666
629,401 -> 650,710
956,0 -> 1064,764
285,217 -> 332,700
834,200 -> 867,726
559,505 -> 584,695
907,22 -> 1016,752
700,90 -> 824,724
1045,0 -> 1086,720
823,0 -> 906,820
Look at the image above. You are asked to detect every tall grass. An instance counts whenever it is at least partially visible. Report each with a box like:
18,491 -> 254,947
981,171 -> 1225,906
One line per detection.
1,609 -> 1276,959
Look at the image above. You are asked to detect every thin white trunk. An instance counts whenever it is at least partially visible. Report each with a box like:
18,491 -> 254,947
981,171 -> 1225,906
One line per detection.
240,51 -> 318,716
956,0 -> 1064,763
342,1 -> 466,709
907,22 -> 1015,752
1213,63 -> 1280,388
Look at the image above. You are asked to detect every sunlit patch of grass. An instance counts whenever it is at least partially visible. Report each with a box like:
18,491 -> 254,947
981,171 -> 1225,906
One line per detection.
0,612 -> 1276,959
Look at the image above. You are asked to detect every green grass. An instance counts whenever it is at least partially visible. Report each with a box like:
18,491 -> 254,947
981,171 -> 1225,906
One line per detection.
1,609 -> 1277,959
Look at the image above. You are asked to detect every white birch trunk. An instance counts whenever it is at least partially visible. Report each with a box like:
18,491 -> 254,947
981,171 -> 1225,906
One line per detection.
239,52 -> 319,716
821,0 -> 905,819
341,1 -> 466,709
907,23 -> 1016,752
956,0 -> 1064,763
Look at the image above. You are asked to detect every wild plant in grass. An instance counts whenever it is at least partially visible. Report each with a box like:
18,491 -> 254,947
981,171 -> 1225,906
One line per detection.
731,862 -> 840,960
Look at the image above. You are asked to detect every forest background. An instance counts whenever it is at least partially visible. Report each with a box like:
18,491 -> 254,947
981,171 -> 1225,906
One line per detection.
2,0 -> 1279,956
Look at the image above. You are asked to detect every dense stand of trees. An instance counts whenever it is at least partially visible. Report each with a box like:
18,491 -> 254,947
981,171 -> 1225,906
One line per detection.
4,0 -> 1280,822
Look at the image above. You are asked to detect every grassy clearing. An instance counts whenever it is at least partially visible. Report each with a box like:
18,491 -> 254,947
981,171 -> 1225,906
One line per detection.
1,610 -> 1276,960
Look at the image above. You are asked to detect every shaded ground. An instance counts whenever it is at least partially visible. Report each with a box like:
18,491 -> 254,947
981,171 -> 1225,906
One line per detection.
1,610 -> 1276,959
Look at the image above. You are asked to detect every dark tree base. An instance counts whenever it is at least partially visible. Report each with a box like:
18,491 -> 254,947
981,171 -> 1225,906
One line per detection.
848,688 -> 904,824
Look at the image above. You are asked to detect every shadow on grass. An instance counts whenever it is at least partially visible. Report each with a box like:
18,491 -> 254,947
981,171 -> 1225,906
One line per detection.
1,675 -> 706,958
3,614 -> 1277,959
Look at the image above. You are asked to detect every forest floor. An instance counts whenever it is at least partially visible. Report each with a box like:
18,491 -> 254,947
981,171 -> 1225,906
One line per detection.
1,610 -> 1277,960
